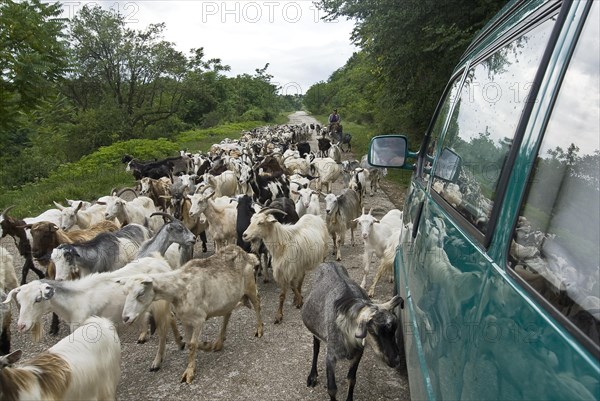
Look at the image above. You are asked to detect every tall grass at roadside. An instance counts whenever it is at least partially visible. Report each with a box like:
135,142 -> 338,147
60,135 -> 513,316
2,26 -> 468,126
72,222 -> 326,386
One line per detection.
0,122 -> 266,217
0,115 -> 413,217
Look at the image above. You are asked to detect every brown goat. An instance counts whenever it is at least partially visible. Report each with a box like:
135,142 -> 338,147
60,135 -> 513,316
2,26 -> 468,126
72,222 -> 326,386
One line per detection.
25,220 -> 120,262
23,219 -> 119,335
139,177 -> 172,212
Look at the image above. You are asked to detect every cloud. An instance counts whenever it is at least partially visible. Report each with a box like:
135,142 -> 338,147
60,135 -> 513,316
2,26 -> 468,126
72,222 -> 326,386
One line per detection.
57,0 -> 358,93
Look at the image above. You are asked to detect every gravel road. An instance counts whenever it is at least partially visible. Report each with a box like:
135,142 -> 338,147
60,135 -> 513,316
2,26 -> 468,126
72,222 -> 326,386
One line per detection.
3,111 -> 410,401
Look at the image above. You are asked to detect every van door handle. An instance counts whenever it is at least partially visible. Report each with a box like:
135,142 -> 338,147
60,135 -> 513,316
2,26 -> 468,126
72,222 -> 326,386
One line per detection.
412,201 -> 425,239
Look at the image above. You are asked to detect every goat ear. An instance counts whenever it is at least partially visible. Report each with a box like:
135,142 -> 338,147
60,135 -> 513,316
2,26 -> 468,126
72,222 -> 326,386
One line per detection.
3,288 -> 20,305
379,295 -> 404,311
41,284 -> 55,300
50,224 -> 59,232
53,201 -> 65,211
95,201 -> 107,205
1,350 -> 23,367
74,202 -> 83,213
355,318 -> 369,339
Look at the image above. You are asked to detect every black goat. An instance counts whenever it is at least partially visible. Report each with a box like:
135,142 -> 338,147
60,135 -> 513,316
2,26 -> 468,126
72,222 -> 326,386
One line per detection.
302,262 -> 403,401
317,137 -> 332,158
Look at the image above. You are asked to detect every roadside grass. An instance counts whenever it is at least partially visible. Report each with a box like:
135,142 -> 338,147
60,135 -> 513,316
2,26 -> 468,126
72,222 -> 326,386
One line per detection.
0,114 -> 412,217
0,122 -> 266,217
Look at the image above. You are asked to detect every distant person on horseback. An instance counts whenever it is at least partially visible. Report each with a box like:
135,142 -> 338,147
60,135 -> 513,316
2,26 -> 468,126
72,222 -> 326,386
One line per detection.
328,108 -> 341,135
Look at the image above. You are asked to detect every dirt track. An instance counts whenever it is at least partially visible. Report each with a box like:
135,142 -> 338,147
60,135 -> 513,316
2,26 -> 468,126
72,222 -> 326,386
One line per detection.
3,111 -> 410,401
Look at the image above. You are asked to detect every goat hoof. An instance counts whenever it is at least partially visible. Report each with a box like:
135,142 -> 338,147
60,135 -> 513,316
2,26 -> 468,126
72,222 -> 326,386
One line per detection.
307,375 -> 318,387
149,366 -> 161,372
336,257 -> 342,261
274,316 -> 283,324
137,339 -> 147,344
179,342 -> 186,350
263,278 -> 270,283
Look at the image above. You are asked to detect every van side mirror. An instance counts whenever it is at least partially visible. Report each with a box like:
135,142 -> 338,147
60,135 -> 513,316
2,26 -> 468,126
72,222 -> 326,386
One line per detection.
368,135 -> 412,169
434,147 -> 462,182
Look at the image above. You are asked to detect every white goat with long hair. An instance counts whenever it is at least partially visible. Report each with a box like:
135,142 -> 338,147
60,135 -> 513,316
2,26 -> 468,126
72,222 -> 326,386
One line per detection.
242,210 -> 328,323
3,255 -> 182,371
0,316 -> 121,401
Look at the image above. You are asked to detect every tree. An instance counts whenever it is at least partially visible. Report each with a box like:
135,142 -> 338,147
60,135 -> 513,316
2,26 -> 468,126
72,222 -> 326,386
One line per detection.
65,6 -> 187,140
313,0 -> 505,134
0,0 -> 68,138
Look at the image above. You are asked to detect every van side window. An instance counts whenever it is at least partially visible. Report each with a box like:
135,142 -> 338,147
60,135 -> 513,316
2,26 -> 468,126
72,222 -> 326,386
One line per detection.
431,17 -> 556,234
509,3 -> 599,347
423,78 -> 461,182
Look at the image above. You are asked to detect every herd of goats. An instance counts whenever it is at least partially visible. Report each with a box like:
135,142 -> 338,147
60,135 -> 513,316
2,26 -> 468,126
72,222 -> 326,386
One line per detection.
0,122 -> 404,400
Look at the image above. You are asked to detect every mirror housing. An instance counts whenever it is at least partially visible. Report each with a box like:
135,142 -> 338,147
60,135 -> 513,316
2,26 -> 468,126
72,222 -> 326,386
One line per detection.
433,147 -> 462,182
368,135 -> 414,169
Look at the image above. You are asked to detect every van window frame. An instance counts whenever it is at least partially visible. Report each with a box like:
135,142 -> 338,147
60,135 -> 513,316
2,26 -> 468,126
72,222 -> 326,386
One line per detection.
415,68 -> 466,181
429,0 -> 570,249
504,0 -> 600,359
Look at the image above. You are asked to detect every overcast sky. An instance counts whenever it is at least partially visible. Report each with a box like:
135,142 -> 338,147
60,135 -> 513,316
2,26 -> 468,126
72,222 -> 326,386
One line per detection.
56,1 -> 358,94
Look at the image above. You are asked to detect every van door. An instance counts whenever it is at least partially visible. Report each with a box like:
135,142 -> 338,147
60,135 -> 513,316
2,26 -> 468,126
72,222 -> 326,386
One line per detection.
406,9 -> 566,400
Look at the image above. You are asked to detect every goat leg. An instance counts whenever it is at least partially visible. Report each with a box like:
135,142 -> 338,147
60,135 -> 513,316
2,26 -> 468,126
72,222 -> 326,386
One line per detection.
246,280 -> 264,338
275,288 -> 287,324
211,312 -> 231,352
49,313 -> 60,336
171,316 -> 185,350
326,352 -> 338,401
307,336 -> 320,387
368,260 -> 392,298
360,250 -> 372,289
181,323 -> 203,384
345,349 -> 364,401
199,231 -> 208,253
21,257 -> 44,285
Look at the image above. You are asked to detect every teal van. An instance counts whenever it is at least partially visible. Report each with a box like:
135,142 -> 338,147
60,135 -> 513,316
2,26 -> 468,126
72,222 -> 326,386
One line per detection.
369,0 -> 599,399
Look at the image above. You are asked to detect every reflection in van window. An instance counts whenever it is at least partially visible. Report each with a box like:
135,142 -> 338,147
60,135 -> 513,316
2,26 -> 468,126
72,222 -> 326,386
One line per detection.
431,17 -> 555,234
423,78 -> 461,182
509,3 -> 600,347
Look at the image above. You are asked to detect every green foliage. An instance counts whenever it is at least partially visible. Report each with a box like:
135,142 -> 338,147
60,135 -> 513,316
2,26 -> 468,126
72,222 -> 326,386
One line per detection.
0,138 -> 178,216
0,0 -> 68,145
0,3 -> 292,191
309,0 -> 506,137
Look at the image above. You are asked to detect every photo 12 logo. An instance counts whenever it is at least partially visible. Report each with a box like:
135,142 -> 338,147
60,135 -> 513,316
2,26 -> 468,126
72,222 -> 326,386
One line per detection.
60,1 -> 140,23
200,1 -> 337,24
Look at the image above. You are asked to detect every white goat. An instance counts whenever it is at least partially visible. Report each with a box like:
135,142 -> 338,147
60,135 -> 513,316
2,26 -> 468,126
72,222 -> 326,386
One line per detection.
310,157 -> 342,193
3,256 -> 182,371
242,210 -> 328,323
283,154 -> 311,175
323,189 -> 362,261
103,196 -> 162,233
0,316 -> 120,401
328,143 -> 342,164
1,246 -> 18,355
54,202 -> 107,231
354,208 -> 403,297
119,245 -> 263,384
293,187 -> 321,218
289,174 -> 313,203
202,171 -> 238,197
188,192 -> 237,251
